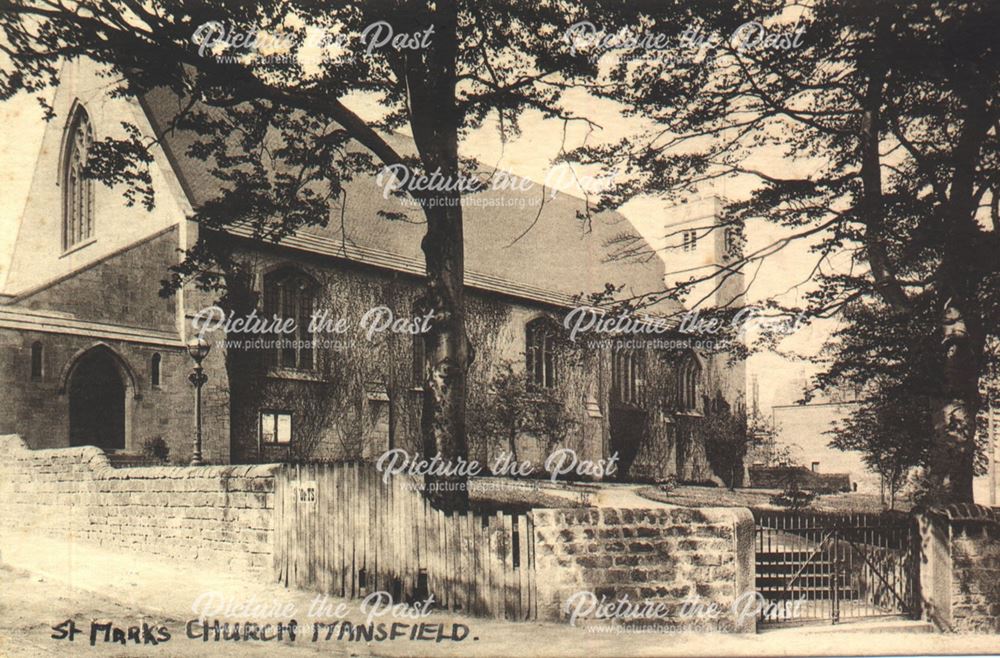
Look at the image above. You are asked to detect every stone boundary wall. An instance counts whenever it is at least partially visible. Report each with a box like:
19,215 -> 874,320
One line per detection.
0,435 -> 277,572
919,504 -> 1000,633
0,434 -> 760,630
531,506 -> 756,632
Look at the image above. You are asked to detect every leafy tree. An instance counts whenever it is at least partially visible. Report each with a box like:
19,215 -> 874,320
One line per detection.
828,397 -> 927,510
0,1 -> 609,509
572,0 -> 1000,503
467,360 -> 577,474
822,301 -> 936,508
824,300 -> 997,507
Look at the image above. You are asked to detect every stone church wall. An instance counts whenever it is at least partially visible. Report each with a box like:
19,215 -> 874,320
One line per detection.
188,241 -> 732,484
0,233 -> 742,483
0,226 -> 226,463
191,244 -> 612,472
15,226 -> 180,331
0,328 -> 192,456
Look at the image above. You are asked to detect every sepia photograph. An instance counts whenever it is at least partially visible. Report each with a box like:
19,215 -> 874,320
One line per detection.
0,1 -> 997,656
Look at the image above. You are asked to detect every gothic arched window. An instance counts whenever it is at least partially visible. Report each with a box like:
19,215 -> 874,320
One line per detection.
151,353 -> 162,387
63,105 -> 94,250
677,353 -> 702,412
30,341 -> 43,380
612,347 -> 643,405
526,317 -> 558,389
262,268 -> 317,370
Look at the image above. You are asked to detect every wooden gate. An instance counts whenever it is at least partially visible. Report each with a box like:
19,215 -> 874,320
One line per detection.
754,510 -> 918,625
272,463 -> 538,620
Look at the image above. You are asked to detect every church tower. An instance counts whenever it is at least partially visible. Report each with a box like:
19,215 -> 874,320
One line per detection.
662,196 -> 745,310
662,196 -> 748,426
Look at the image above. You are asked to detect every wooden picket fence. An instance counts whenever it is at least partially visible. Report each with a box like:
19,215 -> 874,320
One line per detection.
272,462 -> 538,620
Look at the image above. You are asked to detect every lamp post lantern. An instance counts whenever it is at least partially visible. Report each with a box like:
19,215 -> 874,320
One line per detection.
186,335 -> 211,466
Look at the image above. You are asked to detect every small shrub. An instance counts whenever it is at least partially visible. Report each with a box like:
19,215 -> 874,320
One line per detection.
657,475 -> 678,493
771,487 -> 815,510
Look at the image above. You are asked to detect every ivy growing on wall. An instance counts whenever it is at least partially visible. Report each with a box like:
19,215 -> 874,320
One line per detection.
467,359 -> 579,472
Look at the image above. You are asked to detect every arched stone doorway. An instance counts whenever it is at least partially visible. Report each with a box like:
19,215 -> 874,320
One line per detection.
67,346 -> 127,451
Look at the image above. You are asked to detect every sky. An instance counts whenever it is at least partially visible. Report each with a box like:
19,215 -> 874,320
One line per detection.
0,89 -> 52,292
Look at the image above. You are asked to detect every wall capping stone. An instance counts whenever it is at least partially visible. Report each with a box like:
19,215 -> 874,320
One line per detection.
926,504 -> 1000,524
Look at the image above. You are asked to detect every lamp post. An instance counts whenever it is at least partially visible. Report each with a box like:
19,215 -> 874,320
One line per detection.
187,335 -> 211,466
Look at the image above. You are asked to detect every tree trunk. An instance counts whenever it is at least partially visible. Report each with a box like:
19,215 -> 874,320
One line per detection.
855,24 -> 983,505
927,85 -> 990,505
929,295 -> 981,503
405,0 -> 471,511
217,250 -> 265,465
418,200 -> 472,511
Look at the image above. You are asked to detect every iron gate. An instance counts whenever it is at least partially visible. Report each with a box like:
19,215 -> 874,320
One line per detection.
753,510 -> 919,625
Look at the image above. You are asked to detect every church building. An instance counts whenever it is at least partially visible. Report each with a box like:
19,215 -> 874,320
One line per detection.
0,58 -> 744,483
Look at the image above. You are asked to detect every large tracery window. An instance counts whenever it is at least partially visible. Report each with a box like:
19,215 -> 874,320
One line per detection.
262,268 -> 317,370
63,105 -> 94,250
526,317 -> 558,389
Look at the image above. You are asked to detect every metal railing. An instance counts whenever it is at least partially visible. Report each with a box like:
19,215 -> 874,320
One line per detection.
753,510 -> 918,625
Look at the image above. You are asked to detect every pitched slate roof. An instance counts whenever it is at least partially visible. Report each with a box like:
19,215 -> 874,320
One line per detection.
140,88 -> 677,313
